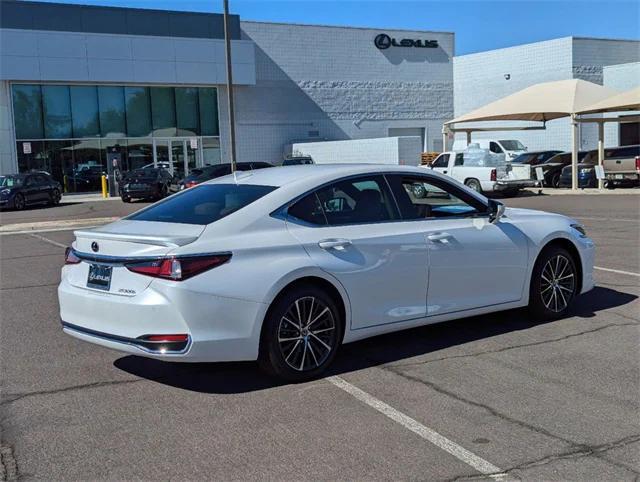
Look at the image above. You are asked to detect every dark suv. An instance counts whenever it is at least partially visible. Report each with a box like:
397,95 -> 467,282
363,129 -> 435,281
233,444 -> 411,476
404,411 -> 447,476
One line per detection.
0,172 -> 62,210
177,162 -> 273,191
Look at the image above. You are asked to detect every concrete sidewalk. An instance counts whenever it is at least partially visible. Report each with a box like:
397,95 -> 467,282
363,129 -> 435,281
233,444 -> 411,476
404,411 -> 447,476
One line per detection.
61,193 -> 120,203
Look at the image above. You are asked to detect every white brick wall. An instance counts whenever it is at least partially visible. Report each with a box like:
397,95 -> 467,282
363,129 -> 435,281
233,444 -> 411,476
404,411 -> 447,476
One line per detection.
603,62 -> 640,146
219,22 -> 454,164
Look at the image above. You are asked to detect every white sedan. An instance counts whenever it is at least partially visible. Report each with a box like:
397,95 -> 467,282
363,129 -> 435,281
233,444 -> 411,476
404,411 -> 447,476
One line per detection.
59,164 -> 595,381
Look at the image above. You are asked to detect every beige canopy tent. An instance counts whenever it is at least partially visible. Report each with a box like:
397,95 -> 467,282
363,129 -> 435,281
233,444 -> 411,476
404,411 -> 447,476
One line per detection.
575,86 -> 640,188
443,79 -> 619,190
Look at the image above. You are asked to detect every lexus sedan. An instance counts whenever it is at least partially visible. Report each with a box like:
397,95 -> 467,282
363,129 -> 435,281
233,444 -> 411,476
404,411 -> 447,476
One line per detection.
0,172 -> 62,210
120,168 -> 173,202
59,165 -> 595,381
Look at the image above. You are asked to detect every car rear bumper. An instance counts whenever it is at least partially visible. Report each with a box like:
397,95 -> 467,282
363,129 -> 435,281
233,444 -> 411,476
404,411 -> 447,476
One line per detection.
58,275 -> 265,362
485,180 -> 540,191
121,188 -> 158,198
605,173 -> 639,183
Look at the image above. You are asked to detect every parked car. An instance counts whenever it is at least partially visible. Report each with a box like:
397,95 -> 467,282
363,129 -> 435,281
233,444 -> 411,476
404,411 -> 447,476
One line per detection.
602,144 -> 640,188
539,151 -> 592,188
120,168 -> 173,202
451,139 -> 527,160
429,149 -> 538,197
559,151 -> 599,188
512,150 -> 562,166
0,172 -> 62,210
176,162 -> 274,191
59,164 -> 594,381
282,155 -> 314,166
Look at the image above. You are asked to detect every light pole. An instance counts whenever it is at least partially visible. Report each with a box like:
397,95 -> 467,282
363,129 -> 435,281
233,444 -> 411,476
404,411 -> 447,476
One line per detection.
223,0 -> 237,173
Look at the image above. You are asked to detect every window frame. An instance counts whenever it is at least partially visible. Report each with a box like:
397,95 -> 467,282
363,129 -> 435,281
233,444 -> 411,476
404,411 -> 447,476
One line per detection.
384,173 -> 490,221
278,172 -> 490,227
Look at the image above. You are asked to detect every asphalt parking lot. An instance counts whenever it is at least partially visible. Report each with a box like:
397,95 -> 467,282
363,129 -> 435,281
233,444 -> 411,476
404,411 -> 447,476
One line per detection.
0,193 -> 638,481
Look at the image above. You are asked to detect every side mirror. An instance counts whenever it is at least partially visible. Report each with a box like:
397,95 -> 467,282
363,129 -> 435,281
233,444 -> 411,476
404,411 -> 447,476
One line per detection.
488,199 -> 506,224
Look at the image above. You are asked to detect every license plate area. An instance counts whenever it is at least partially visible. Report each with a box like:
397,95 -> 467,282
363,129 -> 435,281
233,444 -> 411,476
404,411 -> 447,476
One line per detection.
87,264 -> 112,291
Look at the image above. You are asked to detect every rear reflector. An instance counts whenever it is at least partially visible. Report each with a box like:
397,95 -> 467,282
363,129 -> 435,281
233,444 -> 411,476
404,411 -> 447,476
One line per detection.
126,254 -> 231,281
144,334 -> 189,343
64,247 -> 81,264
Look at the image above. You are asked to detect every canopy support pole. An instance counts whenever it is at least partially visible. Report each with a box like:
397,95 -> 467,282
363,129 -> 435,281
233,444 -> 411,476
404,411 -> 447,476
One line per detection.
466,131 -> 472,146
571,114 -> 579,191
441,125 -> 449,153
597,121 -> 604,190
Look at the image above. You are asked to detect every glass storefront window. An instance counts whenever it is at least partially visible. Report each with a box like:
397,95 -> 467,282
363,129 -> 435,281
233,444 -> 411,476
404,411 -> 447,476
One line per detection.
42,85 -> 72,139
202,137 -> 221,165
45,141 -> 73,192
199,88 -> 219,136
16,141 -> 47,173
175,87 -> 200,136
98,86 -> 126,137
70,86 -> 100,138
71,139 -> 104,192
125,87 -> 152,137
12,85 -> 44,139
150,87 -> 176,137
126,139 -> 153,171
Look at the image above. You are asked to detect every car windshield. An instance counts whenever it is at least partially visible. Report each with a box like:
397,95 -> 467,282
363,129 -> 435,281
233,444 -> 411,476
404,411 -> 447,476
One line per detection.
499,140 -> 526,151
127,184 -> 277,225
0,176 -> 23,188
126,169 -> 160,179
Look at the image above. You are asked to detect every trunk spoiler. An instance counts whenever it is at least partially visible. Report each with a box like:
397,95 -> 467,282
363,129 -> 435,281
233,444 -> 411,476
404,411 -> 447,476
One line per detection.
74,229 -> 198,247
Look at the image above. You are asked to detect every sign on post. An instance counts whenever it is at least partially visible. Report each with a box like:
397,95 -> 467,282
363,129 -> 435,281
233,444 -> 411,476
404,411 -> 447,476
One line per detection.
190,138 -> 198,149
535,167 -> 545,181
594,165 -> 605,180
22,142 -> 31,154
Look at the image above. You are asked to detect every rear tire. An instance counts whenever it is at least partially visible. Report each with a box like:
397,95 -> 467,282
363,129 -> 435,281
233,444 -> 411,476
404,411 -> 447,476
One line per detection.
259,284 -> 343,382
49,188 -> 61,206
122,195 -> 131,203
551,173 -> 561,188
528,246 -> 578,320
465,178 -> 482,193
13,193 -> 25,211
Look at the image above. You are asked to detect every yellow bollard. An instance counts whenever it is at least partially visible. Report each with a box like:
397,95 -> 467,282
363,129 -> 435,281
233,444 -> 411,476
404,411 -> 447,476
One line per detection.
101,175 -> 108,198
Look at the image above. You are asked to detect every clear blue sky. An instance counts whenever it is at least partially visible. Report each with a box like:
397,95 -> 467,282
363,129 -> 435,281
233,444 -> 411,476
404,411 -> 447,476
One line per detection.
30,0 -> 639,55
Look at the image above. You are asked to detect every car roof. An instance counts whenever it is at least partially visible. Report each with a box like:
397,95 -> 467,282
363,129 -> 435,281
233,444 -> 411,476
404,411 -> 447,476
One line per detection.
205,164 -> 434,189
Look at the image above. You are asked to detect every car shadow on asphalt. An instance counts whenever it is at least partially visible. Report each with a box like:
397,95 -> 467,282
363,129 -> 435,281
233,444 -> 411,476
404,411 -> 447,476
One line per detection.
114,286 -> 637,394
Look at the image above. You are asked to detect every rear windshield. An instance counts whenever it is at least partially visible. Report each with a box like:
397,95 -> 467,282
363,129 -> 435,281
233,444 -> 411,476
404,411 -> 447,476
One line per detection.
128,184 -> 277,225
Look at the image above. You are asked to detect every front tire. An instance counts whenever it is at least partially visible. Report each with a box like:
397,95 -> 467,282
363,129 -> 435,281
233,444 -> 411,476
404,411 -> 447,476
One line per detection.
259,284 -> 343,382
49,189 -> 61,206
529,246 -> 578,320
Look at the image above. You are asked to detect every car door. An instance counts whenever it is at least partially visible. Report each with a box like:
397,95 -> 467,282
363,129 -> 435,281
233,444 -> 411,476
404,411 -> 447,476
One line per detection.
285,174 -> 429,330
22,176 -> 41,204
34,174 -> 51,201
386,174 -> 530,316
430,153 -> 450,175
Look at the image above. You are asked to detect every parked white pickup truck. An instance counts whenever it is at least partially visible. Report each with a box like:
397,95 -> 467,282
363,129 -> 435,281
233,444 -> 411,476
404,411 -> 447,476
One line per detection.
427,149 -> 540,197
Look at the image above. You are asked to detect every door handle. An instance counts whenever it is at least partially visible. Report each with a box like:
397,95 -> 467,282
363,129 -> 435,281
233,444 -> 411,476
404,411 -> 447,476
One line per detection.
318,238 -> 352,250
427,232 -> 451,242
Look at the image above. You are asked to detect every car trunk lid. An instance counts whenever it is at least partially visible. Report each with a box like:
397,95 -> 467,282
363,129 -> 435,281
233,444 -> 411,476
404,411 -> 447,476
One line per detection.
67,220 -> 204,296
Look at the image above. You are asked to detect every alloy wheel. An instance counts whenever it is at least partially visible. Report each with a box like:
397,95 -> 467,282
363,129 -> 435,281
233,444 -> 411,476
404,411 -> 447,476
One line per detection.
540,254 -> 575,312
277,296 -> 336,372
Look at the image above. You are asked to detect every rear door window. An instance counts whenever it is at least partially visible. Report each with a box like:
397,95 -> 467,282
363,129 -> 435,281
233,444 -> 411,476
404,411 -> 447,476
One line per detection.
128,184 -> 277,225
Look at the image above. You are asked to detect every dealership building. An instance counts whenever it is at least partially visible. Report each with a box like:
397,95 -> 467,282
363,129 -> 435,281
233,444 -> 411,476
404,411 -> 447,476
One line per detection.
0,0 -> 638,193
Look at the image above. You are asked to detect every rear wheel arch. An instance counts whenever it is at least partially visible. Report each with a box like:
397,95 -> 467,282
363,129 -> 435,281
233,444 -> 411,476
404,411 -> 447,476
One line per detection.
260,276 -> 348,346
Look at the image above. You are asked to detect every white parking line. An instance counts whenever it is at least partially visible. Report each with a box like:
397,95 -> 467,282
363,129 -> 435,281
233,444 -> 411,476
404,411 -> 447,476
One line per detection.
327,376 -> 508,480
28,233 -> 68,249
594,266 -> 640,277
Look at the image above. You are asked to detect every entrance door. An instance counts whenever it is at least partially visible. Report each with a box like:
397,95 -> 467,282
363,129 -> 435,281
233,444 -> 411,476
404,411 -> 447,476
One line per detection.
153,138 -> 200,179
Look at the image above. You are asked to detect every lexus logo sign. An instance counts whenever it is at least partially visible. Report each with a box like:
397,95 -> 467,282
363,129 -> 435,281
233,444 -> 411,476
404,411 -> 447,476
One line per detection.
374,33 -> 438,50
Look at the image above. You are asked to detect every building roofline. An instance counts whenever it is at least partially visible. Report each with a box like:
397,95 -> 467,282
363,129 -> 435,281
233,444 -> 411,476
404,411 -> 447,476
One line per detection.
239,19 -> 454,36
454,35 -> 640,59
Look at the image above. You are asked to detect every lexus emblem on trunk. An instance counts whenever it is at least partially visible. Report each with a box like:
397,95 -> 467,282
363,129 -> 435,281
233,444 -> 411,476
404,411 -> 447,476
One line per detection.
91,242 -> 99,253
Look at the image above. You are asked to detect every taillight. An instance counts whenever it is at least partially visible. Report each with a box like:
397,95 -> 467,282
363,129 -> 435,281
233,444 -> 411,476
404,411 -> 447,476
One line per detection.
125,254 -> 231,281
185,180 -> 198,188
635,156 -> 640,172
490,169 -> 497,181
64,247 -> 81,264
